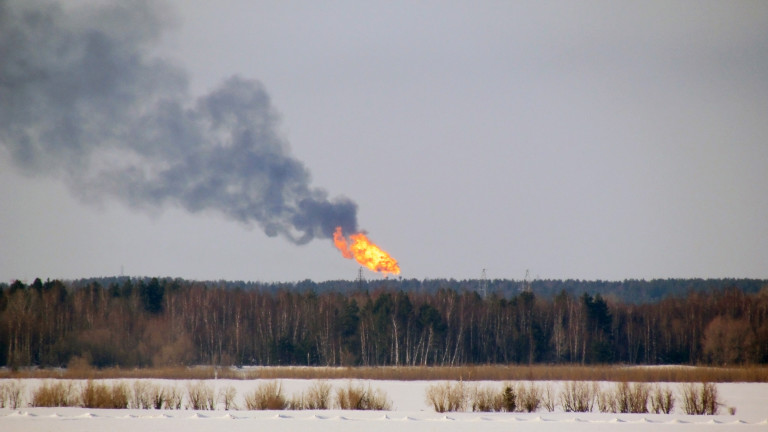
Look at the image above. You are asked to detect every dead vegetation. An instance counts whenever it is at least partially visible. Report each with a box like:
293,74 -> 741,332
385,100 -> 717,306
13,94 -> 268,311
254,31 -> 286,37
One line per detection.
5,364 -> 766,382
289,380 -> 332,410
424,380 -> 723,416
80,380 -> 129,408
425,381 -> 468,413
30,380 -> 78,407
4,377 -> 734,414
185,381 -> 216,410
680,382 -> 721,415
334,382 -> 391,410
0,380 -> 24,408
243,381 -> 287,410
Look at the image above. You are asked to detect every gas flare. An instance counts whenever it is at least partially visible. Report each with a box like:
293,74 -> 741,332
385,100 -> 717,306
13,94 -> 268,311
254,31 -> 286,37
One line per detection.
333,227 -> 400,275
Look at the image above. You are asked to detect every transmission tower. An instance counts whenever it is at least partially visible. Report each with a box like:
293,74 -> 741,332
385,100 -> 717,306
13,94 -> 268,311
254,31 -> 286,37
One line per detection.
356,267 -> 366,291
479,268 -> 488,298
521,269 -> 532,293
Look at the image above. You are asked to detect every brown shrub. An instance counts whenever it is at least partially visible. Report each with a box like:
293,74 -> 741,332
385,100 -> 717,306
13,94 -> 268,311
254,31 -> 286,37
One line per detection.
650,384 -> 674,414
0,380 -> 25,409
243,381 -> 287,410
218,385 -> 237,410
80,380 -> 129,408
131,381 -> 152,409
335,382 -> 391,410
32,380 -> 77,407
425,381 -> 467,413
559,381 -> 597,412
297,380 -> 332,410
186,380 -> 215,410
680,382 -> 721,415
597,384 -> 617,413
164,385 -> 183,409
516,382 -> 542,413
149,384 -> 166,409
541,383 -> 556,412
614,382 -> 649,413
470,385 -> 504,412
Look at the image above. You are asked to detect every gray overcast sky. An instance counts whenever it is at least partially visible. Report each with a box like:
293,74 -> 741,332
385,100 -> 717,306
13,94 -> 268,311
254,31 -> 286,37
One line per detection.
1,0 -> 767,283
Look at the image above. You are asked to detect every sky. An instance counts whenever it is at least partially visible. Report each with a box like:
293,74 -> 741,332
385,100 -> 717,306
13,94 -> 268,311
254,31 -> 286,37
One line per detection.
1,0 -> 767,283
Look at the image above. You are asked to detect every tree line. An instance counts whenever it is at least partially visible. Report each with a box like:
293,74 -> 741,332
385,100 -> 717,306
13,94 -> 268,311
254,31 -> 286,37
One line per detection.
1,277 -> 767,368
37,276 -> 766,304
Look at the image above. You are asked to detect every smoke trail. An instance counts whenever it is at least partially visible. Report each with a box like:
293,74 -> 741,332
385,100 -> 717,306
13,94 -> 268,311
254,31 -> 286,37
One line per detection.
0,0 -> 357,244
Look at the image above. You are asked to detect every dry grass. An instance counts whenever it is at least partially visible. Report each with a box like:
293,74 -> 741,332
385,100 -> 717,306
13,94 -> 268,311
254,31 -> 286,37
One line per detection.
470,382 -> 543,413
0,380 -> 25,409
148,385 -> 164,409
598,382 -> 672,414
243,381 -> 287,410
425,381 -> 467,413
680,382 -> 721,415
218,385 -> 237,410
80,380 -> 129,408
186,380 -> 215,410
516,382 -> 543,412
650,384 -> 675,414
434,380 -> 668,415
164,385 -> 184,409
131,381 -> 184,409
289,380 -> 332,410
31,380 -> 78,407
542,383 -> 556,412
470,385 -> 504,412
606,382 -> 650,413
334,382 -> 391,410
3,364 -> 766,382
597,384 -> 617,413
559,381 -> 598,412
131,381 -> 152,409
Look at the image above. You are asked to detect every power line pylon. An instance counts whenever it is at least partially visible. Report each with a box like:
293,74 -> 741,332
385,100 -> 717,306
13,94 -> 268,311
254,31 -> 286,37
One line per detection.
356,267 -> 366,291
479,268 -> 488,299
522,269 -> 532,293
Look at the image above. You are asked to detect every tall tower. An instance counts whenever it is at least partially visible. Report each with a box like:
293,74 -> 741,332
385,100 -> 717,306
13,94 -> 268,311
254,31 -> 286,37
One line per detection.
521,269 -> 532,293
356,267 -> 366,291
479,268 -> 488,299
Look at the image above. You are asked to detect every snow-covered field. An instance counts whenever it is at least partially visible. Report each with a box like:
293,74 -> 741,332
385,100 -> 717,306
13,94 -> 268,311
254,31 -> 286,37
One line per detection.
2,379 -> 767,431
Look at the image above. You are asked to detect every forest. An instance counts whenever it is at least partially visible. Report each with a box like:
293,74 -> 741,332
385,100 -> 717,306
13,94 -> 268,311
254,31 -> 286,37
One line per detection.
1,277 -> 767,369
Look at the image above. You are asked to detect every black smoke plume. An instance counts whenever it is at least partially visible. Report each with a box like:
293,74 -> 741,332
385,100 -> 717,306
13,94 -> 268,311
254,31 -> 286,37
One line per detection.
0,0 -> 357,243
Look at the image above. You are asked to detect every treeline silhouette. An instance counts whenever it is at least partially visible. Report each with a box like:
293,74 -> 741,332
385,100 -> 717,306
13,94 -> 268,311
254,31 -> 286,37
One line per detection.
53,276 -> 766,304
1,277 -> 766,368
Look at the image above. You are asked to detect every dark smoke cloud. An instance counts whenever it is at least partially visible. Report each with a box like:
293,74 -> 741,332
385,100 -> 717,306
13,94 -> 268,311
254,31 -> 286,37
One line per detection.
0,0 -> 357,243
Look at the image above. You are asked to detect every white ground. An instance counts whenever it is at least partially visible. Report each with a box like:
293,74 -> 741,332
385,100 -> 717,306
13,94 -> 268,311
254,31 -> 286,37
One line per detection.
2,379 -> 767,431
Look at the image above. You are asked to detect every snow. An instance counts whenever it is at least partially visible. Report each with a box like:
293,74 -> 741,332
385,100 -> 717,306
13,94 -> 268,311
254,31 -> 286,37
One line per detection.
2,379 -> 767,431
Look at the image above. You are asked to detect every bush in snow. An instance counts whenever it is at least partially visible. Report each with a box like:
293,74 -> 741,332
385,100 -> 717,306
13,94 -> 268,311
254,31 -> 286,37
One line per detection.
289,380 -> 332,410
218,385 -> 237,410
186,381 -> 215,410
425,381 -> 467,413
650,384 -> 675,414
516,382 -> 543,413
559,381 -> 597,412
80,380 -> 129,409
470,385 -> 504,412
31,380 -> 77,407
680,382 -> 721,415
0,380 -> 25,409
335,382 -> 391,410
244,381 -> 287,410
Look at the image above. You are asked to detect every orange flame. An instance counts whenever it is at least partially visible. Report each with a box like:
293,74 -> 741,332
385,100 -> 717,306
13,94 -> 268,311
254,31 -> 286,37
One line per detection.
333,227 -> 400,275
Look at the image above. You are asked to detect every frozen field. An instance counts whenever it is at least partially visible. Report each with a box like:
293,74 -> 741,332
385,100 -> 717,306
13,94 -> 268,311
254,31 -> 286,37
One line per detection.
2,379 -> 767,431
